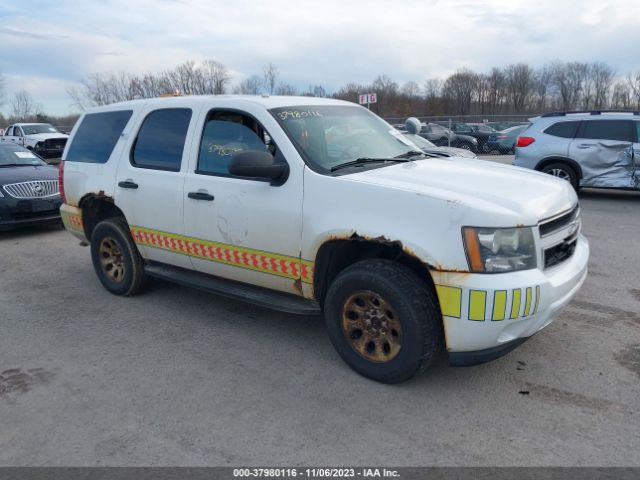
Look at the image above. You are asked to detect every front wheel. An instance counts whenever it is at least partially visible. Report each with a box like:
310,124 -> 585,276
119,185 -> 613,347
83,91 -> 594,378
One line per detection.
324,259 -> 443,383
90,217 -> 147,296
541,162 -> 578,189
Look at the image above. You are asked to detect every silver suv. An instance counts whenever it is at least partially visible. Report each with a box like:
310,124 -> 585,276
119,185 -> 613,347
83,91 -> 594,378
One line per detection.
514,111 -> 639,190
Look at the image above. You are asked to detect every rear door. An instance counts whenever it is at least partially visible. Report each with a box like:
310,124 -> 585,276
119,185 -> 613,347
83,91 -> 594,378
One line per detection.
570,119 -> 635,188
115,101 -> 202,269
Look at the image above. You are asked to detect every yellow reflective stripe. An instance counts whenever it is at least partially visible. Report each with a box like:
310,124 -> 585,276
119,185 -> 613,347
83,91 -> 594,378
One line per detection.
130,226 -> 307,281
524,287 -> 532,316
510,289 -> 521,319
492,290 -> 507,321
435,285 -> 462,318
534,285 -> 541,314
469,290 -> 487,321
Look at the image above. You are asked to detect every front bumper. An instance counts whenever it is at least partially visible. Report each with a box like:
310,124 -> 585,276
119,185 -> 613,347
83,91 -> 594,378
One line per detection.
431,234 -> 589,362
0,196 -> 62,229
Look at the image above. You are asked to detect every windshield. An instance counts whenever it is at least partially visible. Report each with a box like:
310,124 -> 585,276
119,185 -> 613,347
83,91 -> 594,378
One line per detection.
0,146 -> 46,166
21,124 -> 60,135
270,105 -> 421,172
402,133 -> 436,149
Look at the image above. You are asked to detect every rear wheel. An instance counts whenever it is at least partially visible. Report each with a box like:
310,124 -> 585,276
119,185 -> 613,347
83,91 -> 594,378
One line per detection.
541,162 -> 578,189
90,217 -> 147,296
324,259 -> 443,383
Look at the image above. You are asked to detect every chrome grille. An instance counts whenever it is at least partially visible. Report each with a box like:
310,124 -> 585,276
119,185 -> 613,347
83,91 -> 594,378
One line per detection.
539,205 -> 580,237
2,180 -> 59,199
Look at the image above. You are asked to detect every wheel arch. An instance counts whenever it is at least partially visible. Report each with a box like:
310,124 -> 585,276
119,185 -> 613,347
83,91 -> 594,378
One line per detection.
79,194 -> 128,241
311,236 -> 438,306
535,156 -> 583,179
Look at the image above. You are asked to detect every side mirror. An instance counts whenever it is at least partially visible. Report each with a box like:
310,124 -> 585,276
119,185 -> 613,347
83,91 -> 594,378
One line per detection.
229,150 -> 288,185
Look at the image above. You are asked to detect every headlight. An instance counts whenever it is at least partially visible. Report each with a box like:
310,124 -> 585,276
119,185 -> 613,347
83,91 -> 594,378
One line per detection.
462,226 -> 537,273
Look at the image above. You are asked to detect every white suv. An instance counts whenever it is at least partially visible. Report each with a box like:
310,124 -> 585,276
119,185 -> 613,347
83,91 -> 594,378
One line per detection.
60,95 -> 589,383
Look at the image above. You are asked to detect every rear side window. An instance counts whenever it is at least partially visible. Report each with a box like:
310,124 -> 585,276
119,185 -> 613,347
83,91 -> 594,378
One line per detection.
577,120 -> 634,142
131,108 -> 192,171
66,110 -> 132,163
544,121 -> 579,138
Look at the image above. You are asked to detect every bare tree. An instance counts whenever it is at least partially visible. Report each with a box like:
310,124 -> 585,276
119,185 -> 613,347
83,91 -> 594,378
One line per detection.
552,61 -> 588,110
263,64 -> 279,95
10,90 -> 41,119
372,74 -> 399,115
590,62 -> 615,109
274,82 -> 298,96
235,74 -> 263,94
303,85 -> 327,97
401,81 -> 420,98
504,63 -> 534,112
202,60 -> 231,94
627,71 -> 640,109
487,68 -> 506,113
442,68 -> 478,115
533,64 -> 553,111
0,71 -> 5,107
611,81 -> 631,109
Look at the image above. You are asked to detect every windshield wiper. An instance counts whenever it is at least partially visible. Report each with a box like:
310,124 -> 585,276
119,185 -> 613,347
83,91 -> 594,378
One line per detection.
394,150 -> 427,159
0,163 -> 34,168
330,157 -> 409,172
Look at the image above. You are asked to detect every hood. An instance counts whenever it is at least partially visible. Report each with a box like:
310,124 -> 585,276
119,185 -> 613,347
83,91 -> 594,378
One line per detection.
345,157 -> 577,226
0,164 -> 59,186
25,133 -> 69,141
423,146 -> 476,158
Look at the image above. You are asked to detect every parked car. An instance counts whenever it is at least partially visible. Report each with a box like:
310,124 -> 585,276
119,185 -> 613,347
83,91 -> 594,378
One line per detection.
0,143 -> 61,230
487,125 -> 528,154
419,123 -> 479,152
1,123 -> 69,160
487,121 -> 524,132
402,118 -> 476,158
60,96 -> 588,383
434,121 -> 494,153
514,110 -> 640,190
468,123 -> 497,134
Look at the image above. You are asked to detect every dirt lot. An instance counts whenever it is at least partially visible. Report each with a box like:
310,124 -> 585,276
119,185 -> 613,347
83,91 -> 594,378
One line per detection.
0,185 -> 638,466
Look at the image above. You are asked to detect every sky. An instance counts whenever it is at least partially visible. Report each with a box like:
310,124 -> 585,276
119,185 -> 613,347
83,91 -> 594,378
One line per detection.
0,0 -> 639,116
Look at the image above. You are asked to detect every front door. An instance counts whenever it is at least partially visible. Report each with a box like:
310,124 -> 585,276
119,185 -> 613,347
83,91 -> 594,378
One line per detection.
182,106 -> 304,296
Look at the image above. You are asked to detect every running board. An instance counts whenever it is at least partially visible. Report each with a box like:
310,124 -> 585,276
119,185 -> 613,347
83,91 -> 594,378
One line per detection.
145,261 -> 321,315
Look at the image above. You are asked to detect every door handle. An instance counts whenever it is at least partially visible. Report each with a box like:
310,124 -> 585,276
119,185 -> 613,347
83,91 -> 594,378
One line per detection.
118,180 -> 139,189
188,191 -> 214,201
576,144 -> 594,149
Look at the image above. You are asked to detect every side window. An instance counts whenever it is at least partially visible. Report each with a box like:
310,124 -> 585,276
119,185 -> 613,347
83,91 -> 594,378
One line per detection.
66,110 -> 133,164
131,108 -> 192,171
635,122 -> 640,143
5,127 -> 13,136
577,120 -> 634,142
197,111 -> 271,176
545,121 -> 579,138
14,127 -> 23,137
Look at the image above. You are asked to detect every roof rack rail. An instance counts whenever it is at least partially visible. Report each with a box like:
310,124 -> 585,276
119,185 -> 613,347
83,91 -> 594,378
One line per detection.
541,110 -> 640,117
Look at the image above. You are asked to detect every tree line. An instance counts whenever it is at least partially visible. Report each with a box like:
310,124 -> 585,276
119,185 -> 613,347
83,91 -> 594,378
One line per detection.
2,60 -> 640,127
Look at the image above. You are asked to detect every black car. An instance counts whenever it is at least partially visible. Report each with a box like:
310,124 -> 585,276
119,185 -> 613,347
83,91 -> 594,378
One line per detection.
419,123 -> 478,152
434,121 -> 495,153
0,143 -> 62,230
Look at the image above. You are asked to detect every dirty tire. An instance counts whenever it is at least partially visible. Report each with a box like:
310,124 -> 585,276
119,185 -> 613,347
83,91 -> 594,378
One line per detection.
90,217 -> 147,296
541,162 -> 578,189
324,259 -> 443,384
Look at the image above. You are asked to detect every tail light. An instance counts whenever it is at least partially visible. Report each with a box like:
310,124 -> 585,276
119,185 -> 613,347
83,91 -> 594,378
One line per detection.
516,136 -> 535,147
58,160 -> 66,203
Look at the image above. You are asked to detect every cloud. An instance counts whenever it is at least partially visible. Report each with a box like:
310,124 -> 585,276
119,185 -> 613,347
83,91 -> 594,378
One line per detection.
0,0 -> 639,115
